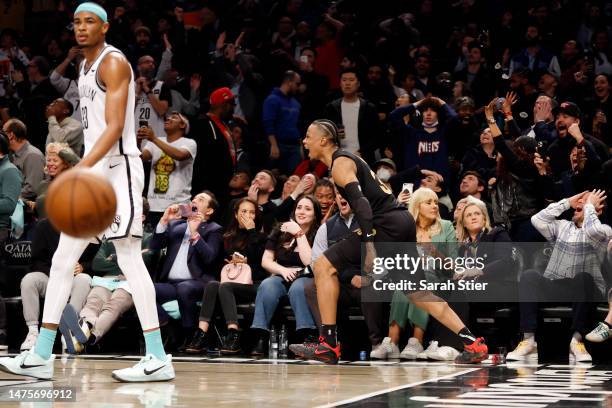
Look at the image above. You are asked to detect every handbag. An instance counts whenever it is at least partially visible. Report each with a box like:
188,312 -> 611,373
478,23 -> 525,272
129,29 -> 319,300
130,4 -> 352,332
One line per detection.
220,262 -> 253,285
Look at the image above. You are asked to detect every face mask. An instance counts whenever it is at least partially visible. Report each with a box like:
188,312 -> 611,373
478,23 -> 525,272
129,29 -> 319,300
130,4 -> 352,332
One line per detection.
376,168 -> 392,182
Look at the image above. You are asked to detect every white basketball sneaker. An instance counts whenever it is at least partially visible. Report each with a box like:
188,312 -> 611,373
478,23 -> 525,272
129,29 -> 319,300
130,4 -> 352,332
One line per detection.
0,350 -> 55,380
370,337 -> 400,360
112,354 -> 175,383
569,338 -> 592,363
506,339 -> 538,361
400,337 -> 423,360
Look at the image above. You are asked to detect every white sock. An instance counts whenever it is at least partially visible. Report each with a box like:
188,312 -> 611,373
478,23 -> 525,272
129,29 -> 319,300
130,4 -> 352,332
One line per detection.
572,332 -> 583,342
523,332 -> 535,343
28,325 -> 39,334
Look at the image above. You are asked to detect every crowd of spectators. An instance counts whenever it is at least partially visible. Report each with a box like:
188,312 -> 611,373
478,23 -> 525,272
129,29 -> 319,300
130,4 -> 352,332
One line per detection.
0,0 -> 611,360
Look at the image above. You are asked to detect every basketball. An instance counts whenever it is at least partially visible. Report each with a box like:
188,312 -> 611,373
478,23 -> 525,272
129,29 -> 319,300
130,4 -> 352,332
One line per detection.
45,168 -> 117,238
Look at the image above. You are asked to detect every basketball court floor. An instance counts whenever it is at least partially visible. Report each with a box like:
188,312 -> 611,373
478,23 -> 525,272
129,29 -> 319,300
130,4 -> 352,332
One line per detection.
1,354 -> 611,407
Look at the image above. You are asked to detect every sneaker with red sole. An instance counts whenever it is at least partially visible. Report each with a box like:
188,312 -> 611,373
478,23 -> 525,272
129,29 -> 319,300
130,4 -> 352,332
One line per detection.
454,337 -> 488,364
289,336 -> 340,364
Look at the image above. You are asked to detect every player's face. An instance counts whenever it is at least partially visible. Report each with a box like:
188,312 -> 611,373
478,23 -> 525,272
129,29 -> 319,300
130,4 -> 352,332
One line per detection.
303,124 -> 326,160
74,12 -> 108,47
462,204 -> 485,233
294,197 -> 316,226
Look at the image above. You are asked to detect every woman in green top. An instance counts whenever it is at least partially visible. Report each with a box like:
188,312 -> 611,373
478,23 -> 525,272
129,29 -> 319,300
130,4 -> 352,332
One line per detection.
370,187 -> 457,360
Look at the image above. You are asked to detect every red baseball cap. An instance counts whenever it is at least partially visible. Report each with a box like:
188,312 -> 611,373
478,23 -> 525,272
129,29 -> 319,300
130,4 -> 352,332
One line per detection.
209,87 -> 235,106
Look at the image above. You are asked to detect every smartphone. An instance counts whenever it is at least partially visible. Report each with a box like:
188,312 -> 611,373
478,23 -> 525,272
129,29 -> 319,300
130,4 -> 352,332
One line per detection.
139,120 -> 148,128
179,204 -> 196,218
402,183 -> 414,194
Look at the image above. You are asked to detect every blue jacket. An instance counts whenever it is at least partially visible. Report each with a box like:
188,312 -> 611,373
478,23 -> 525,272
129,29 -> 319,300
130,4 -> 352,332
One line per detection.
150,219 -> 223,282
262,87 -> 301,144
389,103 -> 457,179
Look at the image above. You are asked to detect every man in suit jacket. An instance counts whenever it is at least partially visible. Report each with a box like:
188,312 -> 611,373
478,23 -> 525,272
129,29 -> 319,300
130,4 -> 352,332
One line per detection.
150,190 -> 223,346
323,68 -> 380,165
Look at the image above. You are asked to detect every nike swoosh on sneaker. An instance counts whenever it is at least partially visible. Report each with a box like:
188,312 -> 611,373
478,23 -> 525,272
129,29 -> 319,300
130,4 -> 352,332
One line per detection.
143,365 -> 165,375
20,363 -> 45,369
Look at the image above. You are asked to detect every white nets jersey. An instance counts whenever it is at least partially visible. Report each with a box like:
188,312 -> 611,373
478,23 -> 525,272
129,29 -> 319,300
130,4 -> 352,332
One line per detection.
78,44 -> 140,157
135,80 -> 167,139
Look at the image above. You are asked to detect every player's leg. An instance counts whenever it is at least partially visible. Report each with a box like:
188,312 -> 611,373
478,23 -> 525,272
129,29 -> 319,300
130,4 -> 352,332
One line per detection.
111,236 -> 174,382
0,234 -> 90,379
409,291 -> 488,363
314,255 -> 340,342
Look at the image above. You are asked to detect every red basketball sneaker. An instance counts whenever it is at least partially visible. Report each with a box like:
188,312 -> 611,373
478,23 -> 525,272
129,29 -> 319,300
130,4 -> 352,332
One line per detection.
455,337 -> 488,364
290,336 -> 341,364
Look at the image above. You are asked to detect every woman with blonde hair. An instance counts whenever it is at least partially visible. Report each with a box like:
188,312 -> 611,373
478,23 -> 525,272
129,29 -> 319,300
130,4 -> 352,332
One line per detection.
371,187 -> 457,360
454,195 -> 513,281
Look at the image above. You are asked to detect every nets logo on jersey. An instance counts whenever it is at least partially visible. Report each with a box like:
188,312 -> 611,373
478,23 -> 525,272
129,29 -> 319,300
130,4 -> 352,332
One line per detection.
417,141 -> 440,156
78,83 -> 98,102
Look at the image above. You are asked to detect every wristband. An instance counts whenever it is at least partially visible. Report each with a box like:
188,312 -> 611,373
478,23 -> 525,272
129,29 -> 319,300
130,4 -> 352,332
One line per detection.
488,118 -> 496,124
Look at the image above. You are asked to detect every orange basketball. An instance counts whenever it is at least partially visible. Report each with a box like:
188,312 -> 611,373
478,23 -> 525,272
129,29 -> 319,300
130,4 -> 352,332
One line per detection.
45,168 -> 117,238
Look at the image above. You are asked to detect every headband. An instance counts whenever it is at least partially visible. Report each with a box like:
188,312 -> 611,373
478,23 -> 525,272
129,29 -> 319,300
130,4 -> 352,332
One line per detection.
75,2 -> 108,23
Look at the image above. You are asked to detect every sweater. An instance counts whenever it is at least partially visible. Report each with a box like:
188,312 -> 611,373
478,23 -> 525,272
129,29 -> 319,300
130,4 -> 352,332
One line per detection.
262,87 -> 301,144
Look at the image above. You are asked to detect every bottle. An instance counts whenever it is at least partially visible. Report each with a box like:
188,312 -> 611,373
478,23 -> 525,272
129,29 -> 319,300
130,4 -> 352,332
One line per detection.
269,326 -> 278,358
279,325 -> 288,358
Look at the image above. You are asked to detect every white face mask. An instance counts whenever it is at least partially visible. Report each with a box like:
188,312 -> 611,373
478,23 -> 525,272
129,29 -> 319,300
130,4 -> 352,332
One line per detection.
376,168 -> 392,182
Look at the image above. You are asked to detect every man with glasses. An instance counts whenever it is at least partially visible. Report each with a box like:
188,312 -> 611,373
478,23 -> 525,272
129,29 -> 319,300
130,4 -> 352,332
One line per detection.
139,111 -> 197,227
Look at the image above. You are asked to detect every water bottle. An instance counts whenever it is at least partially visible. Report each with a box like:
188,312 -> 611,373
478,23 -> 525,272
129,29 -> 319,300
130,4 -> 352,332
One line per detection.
269,326 -> 278,358
279,325 -> 288,358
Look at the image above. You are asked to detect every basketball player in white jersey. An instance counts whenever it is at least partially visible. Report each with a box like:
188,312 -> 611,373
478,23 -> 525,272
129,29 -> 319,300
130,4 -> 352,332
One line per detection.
0,2 -> 175,382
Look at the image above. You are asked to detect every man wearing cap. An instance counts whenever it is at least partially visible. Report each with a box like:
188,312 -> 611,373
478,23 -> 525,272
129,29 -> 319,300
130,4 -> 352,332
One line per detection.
191,87 -> 236,206
140,111 -> 197,227
135,55 -> 171,139
546,101 -> 609,177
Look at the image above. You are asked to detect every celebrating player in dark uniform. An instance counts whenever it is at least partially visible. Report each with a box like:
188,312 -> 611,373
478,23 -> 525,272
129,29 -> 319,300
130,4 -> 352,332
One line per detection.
290,119 -> 488,364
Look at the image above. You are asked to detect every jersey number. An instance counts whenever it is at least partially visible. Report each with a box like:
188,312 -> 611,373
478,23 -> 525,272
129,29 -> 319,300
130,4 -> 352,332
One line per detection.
139,107 -> 151,120
81,106 -> 88,129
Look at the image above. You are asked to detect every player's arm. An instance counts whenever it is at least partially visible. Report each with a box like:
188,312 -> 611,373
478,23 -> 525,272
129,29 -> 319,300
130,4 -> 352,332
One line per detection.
78,53 -> 132,168
331,157 -> 375,242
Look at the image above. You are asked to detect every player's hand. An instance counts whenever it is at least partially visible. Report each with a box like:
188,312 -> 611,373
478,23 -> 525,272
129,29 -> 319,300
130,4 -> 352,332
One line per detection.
568,191 -> 589,209
270,143 -> 280,160
363,242 -> 377,275
351,275 -> 362,288
280,220 -> 302,236
281,267 -> 300,282
74,263 -> 83,276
